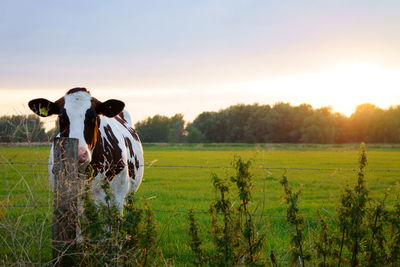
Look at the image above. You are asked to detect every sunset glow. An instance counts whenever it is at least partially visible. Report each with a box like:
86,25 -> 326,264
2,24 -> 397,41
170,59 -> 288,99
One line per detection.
229,62 -> 400,116
1,61 -> 399,126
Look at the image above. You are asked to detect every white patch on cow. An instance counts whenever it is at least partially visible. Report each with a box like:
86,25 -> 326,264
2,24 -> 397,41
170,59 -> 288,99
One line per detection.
121,110 -> 132,126
48,145 -> 55,190
64,91 -> 92,162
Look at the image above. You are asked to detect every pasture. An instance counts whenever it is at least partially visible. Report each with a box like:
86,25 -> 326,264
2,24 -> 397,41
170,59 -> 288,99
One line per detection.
0,143 -> 399,265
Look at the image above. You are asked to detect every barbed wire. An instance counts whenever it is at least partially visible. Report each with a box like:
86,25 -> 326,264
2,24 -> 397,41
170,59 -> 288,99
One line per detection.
0,204 -> 48,208
0,158 -> 398,217
0,204 -> 328,220
1,161 -> 400,173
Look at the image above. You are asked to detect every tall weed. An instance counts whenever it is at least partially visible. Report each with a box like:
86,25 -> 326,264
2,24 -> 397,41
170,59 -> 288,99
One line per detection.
79,179 -> 158,266
187,157 -> 267,266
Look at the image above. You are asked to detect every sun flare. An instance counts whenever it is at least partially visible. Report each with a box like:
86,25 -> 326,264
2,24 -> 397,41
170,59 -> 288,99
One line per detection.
231,61 -> 400,116
317,62 -> 400,115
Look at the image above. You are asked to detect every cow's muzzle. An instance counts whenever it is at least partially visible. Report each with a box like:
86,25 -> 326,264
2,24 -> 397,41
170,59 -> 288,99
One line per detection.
78,147 -> 90,163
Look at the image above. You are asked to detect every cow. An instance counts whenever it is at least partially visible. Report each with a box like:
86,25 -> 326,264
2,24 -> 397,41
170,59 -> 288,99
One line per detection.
28,88 -> 144,211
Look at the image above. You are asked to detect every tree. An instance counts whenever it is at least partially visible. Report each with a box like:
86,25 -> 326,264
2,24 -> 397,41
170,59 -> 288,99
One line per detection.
244,104 -> 271,143
223,104 -> 261,143
301,107 -> 336,143
333,112 -> 351,143
350,104 -> 385,143
0,115 -> 47,142
191,112 -> 227,143
168,114 -> 186,143
135,114 -> 186,143
188,102 -> 400,144
383,106 -> 400,143
264,103 -> 298,142
186,124 -> 206,143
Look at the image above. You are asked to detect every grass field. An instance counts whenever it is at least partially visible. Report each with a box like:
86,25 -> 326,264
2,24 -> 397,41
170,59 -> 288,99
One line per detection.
1,143 -> 399,264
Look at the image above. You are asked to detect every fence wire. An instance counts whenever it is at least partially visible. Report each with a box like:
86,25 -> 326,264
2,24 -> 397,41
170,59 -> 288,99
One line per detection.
1,161 -> 398,210
1,158 -> 398,218
1,161 -> 400,173
0,204 -> 323,220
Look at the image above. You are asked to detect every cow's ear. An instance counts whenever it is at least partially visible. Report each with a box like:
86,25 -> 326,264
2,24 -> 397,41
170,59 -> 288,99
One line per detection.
28,98 -> 59,117
97,99 -> 125,117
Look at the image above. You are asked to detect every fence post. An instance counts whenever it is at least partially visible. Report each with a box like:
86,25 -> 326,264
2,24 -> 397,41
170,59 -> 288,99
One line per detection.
52,137 -> 81,266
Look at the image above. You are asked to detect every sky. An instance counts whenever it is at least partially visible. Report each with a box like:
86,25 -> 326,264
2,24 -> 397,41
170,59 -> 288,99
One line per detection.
1,0 -> 400,129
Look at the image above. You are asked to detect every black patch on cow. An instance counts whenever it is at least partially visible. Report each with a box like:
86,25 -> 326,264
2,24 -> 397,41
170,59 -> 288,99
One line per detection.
90,124 -> 124,181
124,137 -> 135,159
127,161 -> 136,180
58,108 -> 70,137
89,115 -> 140,184
124,137 -> 138,179
102,125 -> 124,180
84,108 -> 99,149
129,128 -> 140,141
90,133 -> 104,175
114,114 -> 140,142
66,87 -> 90,95
115,116 -> 126,126
90,122 -> 126,182
119,112 -> 126,122
117,112 -> 127,123
134,155 -> 140,170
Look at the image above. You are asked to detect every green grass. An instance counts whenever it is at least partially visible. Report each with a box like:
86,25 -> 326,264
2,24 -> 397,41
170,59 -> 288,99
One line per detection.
1,143 -> 399,264
143,142 -> 400,151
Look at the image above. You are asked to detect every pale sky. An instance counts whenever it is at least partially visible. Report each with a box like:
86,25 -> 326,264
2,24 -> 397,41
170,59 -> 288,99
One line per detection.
1,0 -> 400,129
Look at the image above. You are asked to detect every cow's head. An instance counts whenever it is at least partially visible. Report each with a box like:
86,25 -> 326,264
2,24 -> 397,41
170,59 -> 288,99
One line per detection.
28,88 -> 125,163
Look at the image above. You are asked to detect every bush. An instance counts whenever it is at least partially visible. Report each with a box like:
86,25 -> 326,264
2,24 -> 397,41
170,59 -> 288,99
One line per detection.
187,157 -> 267,266
78,180 -> 158,266
312,143 -> 400,266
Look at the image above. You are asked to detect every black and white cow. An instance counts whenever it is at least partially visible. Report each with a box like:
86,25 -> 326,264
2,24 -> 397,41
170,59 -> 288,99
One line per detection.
28,88 -> 144,211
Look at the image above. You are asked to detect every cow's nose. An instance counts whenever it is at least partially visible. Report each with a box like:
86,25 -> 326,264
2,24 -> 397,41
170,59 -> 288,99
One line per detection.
78,147 -> 89,163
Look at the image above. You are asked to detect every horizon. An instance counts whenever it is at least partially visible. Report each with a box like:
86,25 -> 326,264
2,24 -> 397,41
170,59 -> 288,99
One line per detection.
0,86 -> 397,132
1,1 -> 399,127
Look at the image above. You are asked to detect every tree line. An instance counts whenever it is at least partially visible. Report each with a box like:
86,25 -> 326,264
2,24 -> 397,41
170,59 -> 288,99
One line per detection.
0,115 -> 53,143
135,103 -> 400,144
1,102 -> 399,143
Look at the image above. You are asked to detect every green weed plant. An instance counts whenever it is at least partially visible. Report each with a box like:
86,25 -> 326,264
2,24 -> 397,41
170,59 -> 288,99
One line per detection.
187,157 -> 267,266
79,178 -> 158,266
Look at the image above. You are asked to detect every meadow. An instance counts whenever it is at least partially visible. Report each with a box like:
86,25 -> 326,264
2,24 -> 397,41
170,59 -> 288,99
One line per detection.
0,143 -> 399,265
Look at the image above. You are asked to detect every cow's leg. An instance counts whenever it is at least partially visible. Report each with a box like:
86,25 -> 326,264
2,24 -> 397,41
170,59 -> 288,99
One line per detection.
90,173 -> 107,206
110,167 -> 130,213
90,173 -> 128,214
